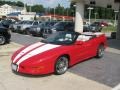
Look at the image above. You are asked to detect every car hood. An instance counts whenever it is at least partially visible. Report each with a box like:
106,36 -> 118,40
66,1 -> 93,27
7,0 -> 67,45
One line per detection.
11,42 -> 69,66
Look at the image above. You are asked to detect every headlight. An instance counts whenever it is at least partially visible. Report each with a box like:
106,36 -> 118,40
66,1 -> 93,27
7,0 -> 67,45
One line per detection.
51,28 -> 56,33
36,27 -> 41,32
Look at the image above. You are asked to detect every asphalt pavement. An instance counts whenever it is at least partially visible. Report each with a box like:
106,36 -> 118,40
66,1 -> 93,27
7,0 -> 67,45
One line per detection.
11,32 -> 120,87
11,33 -> 42,45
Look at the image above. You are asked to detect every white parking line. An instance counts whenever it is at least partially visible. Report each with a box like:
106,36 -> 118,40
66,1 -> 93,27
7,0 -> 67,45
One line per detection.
113,83 -> 120,90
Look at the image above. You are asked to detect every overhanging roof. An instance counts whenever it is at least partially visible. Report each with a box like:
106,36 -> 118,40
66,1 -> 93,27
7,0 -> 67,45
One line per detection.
71,0 -> 120,10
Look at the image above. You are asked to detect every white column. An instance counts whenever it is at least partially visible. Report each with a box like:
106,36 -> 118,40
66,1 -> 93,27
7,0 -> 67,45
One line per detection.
75,0 -> 84,33
49,16 -> 51,21
116,7 -> 120,40
62,17 -> 65,21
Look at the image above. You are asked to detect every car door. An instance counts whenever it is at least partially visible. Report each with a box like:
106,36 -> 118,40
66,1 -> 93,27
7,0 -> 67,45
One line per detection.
81,39 -> 96,59
70,35 -> 95,64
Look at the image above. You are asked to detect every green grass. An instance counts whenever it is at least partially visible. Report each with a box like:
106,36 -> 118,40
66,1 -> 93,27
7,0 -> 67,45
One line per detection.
102,26 -> 116,33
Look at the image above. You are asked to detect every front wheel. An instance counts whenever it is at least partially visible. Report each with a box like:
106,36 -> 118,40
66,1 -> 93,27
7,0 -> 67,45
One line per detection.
0,35 -> 6,45
96,45 -> 105,58
55,56 -> 69,75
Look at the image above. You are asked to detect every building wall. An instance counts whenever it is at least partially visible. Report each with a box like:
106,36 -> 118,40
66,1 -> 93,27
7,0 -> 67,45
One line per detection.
18,14 -> 35,21
71,0 -> 119,10
0,4 -> 26,16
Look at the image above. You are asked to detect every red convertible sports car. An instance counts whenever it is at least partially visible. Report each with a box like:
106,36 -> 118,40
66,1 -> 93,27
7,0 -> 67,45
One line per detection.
11,31 -> 107,75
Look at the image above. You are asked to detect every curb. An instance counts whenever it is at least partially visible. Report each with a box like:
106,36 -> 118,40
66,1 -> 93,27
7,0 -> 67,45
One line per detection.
106,47 -> 120,54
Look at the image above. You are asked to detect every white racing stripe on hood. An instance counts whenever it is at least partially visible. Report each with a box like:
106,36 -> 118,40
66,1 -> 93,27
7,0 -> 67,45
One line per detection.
13,42 -> 44,63
16,44 -> 61,65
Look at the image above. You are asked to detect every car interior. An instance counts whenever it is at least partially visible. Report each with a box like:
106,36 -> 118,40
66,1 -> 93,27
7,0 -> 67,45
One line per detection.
77,35 -> 92,42
77,32 -> 104,42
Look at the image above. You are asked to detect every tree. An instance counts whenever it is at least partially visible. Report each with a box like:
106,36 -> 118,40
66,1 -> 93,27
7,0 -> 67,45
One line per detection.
55,4 -> 64,15
69,2 -> 76,16
32,5 -> 45,13
16,1 -> 24,7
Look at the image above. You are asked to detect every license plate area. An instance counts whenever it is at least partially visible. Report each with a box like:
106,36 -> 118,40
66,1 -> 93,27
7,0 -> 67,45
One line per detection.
11,63 -> 18,71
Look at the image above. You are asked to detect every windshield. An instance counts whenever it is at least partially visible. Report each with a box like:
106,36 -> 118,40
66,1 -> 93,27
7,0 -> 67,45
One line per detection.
38,22 -> 55,28
38,22 -> 45,27
42,32 -> 77,45
25,21 -> 33,25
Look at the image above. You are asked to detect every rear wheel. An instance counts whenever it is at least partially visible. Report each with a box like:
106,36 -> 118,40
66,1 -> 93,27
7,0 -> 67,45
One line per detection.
0,35 -> 6,45
96,45 -> 105,58
55,56 -> 69,75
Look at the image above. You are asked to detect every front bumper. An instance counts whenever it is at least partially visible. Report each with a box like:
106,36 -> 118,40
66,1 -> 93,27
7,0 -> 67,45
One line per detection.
11,63 -> 53,75
11,63 -> 18,71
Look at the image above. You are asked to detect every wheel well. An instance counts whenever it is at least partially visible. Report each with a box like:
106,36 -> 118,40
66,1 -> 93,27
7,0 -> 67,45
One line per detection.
26,28 -> 29,30
60,54 -> 70,59
58,54 -> 70,64
55,54 -> 70,65
99,43 -> 105,47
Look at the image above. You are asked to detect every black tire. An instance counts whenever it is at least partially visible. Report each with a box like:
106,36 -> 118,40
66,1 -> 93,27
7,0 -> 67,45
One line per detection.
0,35 -> 6,45
96,45 -> 105,58
55,56 -> 69,75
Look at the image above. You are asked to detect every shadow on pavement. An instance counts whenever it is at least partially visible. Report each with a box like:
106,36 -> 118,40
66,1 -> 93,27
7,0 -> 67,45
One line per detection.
12,70 -> 53,78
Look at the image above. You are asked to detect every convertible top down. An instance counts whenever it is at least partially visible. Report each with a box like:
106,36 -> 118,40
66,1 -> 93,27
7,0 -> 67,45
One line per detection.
11,31 -> 107,75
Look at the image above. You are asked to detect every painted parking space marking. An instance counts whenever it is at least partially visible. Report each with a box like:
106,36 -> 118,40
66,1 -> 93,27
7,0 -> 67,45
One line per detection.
113,84 -> 120,90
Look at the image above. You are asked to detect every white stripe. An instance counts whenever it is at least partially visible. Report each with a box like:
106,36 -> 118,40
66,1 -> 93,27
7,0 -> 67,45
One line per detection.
113,83 -> 120,90
16,44 -> 61,65
13,42 -> 44,63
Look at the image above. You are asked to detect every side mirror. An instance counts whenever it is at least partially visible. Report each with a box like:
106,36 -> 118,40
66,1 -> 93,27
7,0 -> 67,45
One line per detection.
75,41 -> 84,45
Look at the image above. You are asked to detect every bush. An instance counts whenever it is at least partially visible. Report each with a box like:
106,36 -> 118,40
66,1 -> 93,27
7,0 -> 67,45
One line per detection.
102,26 -> 116,33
